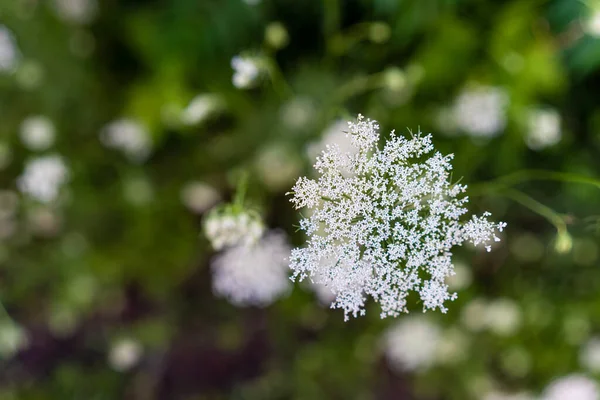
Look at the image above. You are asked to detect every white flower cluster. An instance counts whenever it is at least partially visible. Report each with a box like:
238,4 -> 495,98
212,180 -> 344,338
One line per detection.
452,85 -> 509,138
383,317 -> 469,372
383,316 -> 441,372
541,375 -> 599,400
204,209 -> 265,251
289,115 -> 506,320
180,94 -> 222,126
211,231 -> 291,306
526,108 -> 561,150
17,155 -> 69,203
20,116 -> 56,151
231,55 -> 260,89
52,0 -> 98,24
100,119 -> 152,162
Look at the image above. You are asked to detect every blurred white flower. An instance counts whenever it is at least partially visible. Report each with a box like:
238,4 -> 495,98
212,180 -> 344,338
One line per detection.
581,337 -> 600,373
541,375 -> 600,400
204,209 -> 264,251
100,119 -> 152,162
180,181 -> 221,214
108,338 -> 143,372
586,11 -> 600,37
452,85 -> 509,138
231,55 -> 260,89
211,230 -> 291,307
180,94 -> 222,126
17,155 -> 69,203
0,320 -> 29,358
0,25 -> 19,72
445,261 -> 472,291
485,298 -> 521,336
383,316 -> 441,372
289,115 -> 505,320
280,97 -> 316,130
52,0 -> 98,24
526,108 -> 561,150
20,116 -> 56,151
243,0 -> 261,4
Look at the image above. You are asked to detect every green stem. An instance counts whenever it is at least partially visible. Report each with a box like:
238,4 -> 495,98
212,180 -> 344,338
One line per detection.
499,188 -> 568,234
233,171 -> 249,211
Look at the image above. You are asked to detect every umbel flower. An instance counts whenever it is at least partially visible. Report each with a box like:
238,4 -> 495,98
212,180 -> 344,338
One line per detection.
288,115 -> 506,320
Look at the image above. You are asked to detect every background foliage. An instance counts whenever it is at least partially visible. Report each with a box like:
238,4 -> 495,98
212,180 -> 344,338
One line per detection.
1,0 -> 600,398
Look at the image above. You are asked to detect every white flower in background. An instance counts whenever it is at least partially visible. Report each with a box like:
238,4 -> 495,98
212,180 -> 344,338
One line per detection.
211,231 -> 291,307
17,155 -> 69,203
452,85 -> 509,138
289,115 -> 506,320
485,298 -> 521,336
52,0 -> 98,24
231,55 -> 260,89
445,261 -> 472,291
180,181 -> 221,214
180,94 -> 222,126
204,209 -> 264,251
0,320 -> 29,358
100,119 -> 152,162
383,316 -> 441,372
526,108 -> 561,150
581,337 -> 600,373
108,338 -> 143,372
243,0 -> 261,5
0,25 -> 19,72
586,10 -> 600,37
541,375 -> 600,400
20,116 -> 56,151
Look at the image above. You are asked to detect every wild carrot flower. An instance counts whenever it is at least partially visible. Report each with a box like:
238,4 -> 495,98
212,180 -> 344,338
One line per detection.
204,208 -> 264,251
211,230 -> 291,307
288,115 -> 506,320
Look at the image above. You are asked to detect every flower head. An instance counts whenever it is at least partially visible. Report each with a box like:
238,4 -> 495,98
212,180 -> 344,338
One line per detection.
526,108 -> 561,150
17,155 -> 69,203
20,116 -> 56,151
204,207 -> 264,251
288,115 -> 505,320
100,119 -> 152,162
231,55 -> 260,89
211,230 -> 291,307
383,315 -> 441,372
452,85 -> 509,138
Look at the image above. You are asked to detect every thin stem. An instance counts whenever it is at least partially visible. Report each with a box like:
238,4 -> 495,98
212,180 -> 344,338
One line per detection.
233,171 -> 249,211
499,188 -> 568,234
